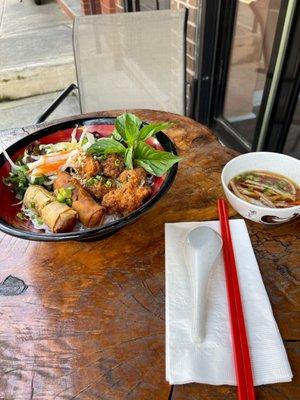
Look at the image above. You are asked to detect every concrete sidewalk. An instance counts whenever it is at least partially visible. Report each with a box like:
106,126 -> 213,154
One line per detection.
0,91 -> 80,130
0,0 -> 76,100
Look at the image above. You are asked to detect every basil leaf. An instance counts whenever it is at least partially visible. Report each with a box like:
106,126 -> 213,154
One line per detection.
124,147 -> 133,170
126,113 -> 142,129
115,114 -> 127,140
115,112 -> 142,140
112,128 -> 122,141
138,122 -> 173,141
134,142 -> 181,177
125,114 -> 140,146
87,138 -> 126,155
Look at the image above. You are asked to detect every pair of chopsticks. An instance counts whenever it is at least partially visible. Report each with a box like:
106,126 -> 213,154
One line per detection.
217,199 -> 256,400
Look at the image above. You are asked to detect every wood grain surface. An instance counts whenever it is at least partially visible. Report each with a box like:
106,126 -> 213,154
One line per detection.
0,110 -> 299,400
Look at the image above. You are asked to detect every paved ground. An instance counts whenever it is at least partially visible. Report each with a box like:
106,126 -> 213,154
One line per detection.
0,0 -> 73,70
0,91 -> 80,130
0,0 -> 77,130
0,0 -> 75,101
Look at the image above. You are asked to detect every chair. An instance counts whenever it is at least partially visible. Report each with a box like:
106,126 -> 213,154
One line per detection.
35,9 -> 187,123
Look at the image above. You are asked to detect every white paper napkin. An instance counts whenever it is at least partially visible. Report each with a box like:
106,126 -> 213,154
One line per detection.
165,220 -> 292,386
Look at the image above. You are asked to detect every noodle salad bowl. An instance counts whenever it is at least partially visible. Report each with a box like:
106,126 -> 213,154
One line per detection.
221,152 -> 300,225
0,115 -> 179,241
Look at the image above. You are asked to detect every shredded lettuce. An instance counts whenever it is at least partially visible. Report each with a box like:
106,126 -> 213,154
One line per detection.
39,142 -> 76,154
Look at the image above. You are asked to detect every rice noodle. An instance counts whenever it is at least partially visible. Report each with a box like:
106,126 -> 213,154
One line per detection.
12,200 -> 23,206
78,127 -> 87,146
71,126 -> 78,144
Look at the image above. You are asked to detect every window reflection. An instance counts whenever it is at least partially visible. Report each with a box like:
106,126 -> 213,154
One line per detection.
223,0 -> 281,145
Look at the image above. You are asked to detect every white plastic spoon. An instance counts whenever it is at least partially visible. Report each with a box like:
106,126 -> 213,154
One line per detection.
184,226 -> 223,343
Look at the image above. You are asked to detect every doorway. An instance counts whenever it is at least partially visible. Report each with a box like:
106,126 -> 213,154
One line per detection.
194,0 -> 300,158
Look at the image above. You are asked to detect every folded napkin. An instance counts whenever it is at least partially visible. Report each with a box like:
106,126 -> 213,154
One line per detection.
165,220 -> 292,386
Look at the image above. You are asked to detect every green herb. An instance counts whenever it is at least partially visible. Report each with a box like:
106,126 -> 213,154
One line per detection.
115,113 -> 142,141
56,187 -> 73,206
32,175 -> 47,185
95,175 -> 104,182
35,217 -> 44,226
134,141 -> 181,177
112,128 -> 122,141
124,147 -> 133,170
87,138 -> 126,156
87,112 -> 180,177
3,163 -> 29,199
86,177 -> 96,186
138,122 -> 173,141
105,179 -> 112,188
56,193 -> 65,203
82,136 -> 89,146
30,202 -> 36,209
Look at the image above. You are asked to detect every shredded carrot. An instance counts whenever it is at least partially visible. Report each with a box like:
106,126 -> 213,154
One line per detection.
44,149 -> 73,158
31,160 -> 66,176
28,149 -> 77,172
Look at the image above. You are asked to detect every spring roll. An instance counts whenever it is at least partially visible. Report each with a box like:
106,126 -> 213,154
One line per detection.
23,185 -> 54,214
41,201 -> 77,233
54,172 -> 104,227
23,185 -> 77,233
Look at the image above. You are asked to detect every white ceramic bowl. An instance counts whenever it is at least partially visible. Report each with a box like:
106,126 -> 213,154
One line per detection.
221,152 -> 300,225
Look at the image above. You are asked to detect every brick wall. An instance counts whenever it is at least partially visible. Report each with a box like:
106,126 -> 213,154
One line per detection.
101,0 -> 117,13
80,0 -> 102,15
171,0 -> 199,83
81,0 -> 124,15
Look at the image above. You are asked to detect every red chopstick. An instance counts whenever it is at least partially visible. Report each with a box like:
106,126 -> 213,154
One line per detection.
217,199 -> 255,400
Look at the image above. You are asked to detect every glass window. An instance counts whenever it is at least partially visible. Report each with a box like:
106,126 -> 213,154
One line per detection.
223,0 -> 282,145
283,93 -> 300,158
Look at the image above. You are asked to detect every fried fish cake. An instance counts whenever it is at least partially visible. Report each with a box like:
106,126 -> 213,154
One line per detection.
102,168 -> 151,215
74,154 -> 101,178
83,178 -> 116,201
100,154 -> 125,179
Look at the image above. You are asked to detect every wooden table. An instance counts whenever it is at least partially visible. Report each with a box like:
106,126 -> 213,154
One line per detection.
0,110 -> 299,400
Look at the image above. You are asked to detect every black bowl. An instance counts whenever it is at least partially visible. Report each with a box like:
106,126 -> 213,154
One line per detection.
0,116 -> 178,241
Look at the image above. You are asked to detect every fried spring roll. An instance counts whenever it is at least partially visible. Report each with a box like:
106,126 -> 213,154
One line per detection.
54,172 -> 104,227
23,185 -> 77,233
23,185 -> 54,214
41,202 -> 77,233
